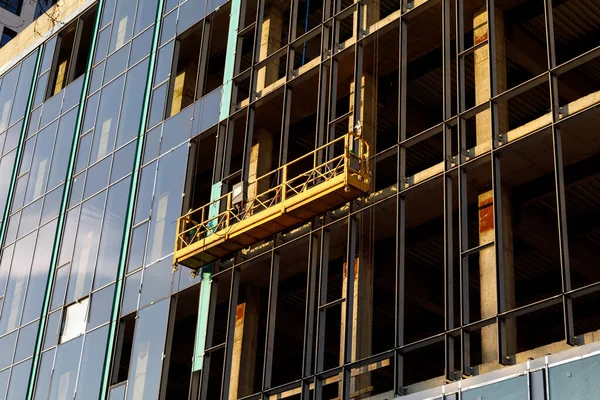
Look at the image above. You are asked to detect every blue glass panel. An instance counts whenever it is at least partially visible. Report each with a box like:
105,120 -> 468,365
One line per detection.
0,65 -> 19,132
33,72 -> 49,108
0,331 -> 17,369
0,233 -> 37,335
40,90 -> 62,128
69,172 -> 86,208
3,120 -> 22,154
462,375 -> 527,400
75,325 -> 109,400
164,0 -> 179,14
83,155 -> 112,199
139,258 -> 173,307
154,40 -> 174,85
10,173 -> 27,213
14,320 -> 39,362
6,359 -> 32,400
149,85 -> 167,128
127,222 -> 148,274
177,0 -> 205,35
110,140 -> 136,183
48,336 -> 83,400
47,107 -> 78,190
34,349 -> 56,400
41,36 -> 57,73
0,150 -> 16,212
51,265 -> 69,311
88,285 -> 114,330
90,75 -> 125,163
143,125 -> 161,164
108,383 -> 126,400
195,88 -> 220,134
207,0 -> 228,16
160,11 -> 177,47
83,92 -> 99,134
95,27 -> 111,64
22,220 -> 58,324
101,0 -> 117,28
161,103 -> 192,152
10,53 -> 37,126
90,61 -> 105,94
116,59 -> 149,147
26,106 -> 41,138
93,177 -> 131,289
104,43 -> 130,84
17,197 -> 42,238
62,75 -> 84,112
4,212 -> 19,245
66,192 -> 106,302
41,185 -> 62,225
135,0 -> 158,35
145,145 -> 188,265
0,369 -> 7,400
0,245 -> 14,297
20,137 -> 34,171
125,299 -> 170,400
109,0 -> 137,52
43,310 -> 62,350
133,162 -> 156,224
76,132 -> 93,173
25,121 -> 58,204
121,271 -> 141,316
549,354 -> 600,400
130,28 -> 153,66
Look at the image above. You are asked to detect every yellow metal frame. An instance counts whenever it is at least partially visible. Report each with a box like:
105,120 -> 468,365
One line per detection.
174,132 -> 370,270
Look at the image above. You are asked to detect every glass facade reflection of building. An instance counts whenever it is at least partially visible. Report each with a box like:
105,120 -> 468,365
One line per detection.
0,0 -> 599,399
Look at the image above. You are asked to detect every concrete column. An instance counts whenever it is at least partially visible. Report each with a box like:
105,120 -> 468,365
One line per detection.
339,256 -> 373,395
474,8 -> 516,364
339,223 -> 374,394
229,287 -> 259,399
170,64 -> 197,116
248,129 -> 273,201
478,190 -> 516,363
474,7 -> 508,143
349,73 -> 377,153
257,5 -> 284,91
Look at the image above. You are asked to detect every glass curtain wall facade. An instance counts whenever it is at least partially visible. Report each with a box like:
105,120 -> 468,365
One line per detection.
0,0 -> 598,399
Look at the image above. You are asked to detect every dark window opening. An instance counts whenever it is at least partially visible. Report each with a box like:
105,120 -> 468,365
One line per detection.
161,286 -> 199,399
110,314 -> 136,385
0,0 -> 22,15
35,0 -> 59,18
167,6 -> 230,118
47,6 -> 97,99
184,128 -> 217,212
0,27 -> 16,47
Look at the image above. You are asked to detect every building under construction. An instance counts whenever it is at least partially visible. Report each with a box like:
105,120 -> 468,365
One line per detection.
0,0 -> 598,398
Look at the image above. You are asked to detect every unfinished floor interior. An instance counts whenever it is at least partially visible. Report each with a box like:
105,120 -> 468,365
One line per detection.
129,0 -> 600,398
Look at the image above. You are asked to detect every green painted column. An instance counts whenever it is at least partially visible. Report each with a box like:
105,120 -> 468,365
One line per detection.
219,0 -> 242,122
98,0 -> 164,398
0,48 -> 43,253
192,0 -> 243,376
26,2 -> 107,398
192,267 -> 213,372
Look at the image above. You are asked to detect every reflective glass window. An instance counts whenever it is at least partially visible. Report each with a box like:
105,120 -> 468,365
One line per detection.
145,145 -> 187,265
66,192 -> 106,303
75,325 -> 109,400
6,359 -> 32,400
48,336 -> 83,400
125,299 -> 170,400
94,177 -> 131,289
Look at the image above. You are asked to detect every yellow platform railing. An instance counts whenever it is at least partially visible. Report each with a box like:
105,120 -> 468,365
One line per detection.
174,132 -> 370,270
